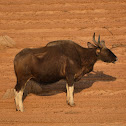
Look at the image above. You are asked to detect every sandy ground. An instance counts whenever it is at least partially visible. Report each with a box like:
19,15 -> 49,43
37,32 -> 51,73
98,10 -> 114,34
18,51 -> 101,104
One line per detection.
0,0 -> 126,126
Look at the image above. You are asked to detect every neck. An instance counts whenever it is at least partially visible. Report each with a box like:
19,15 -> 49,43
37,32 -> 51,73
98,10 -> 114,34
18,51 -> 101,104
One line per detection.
81,48 -> 98,67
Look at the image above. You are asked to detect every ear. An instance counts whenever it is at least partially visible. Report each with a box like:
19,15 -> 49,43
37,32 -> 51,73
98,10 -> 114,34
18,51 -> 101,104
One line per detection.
100,40 -> 106,48
87,42 -> 96,48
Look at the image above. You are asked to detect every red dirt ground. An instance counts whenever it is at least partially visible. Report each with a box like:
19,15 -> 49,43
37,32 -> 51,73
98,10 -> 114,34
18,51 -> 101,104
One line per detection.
0,0 -> 126,125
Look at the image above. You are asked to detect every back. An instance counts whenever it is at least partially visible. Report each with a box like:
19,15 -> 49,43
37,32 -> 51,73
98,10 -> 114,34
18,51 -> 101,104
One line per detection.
46,40 -> 85,64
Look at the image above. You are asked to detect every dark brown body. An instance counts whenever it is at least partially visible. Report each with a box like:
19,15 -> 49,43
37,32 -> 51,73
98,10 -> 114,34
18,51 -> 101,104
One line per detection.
14,40 -> 97,91
14,34 -> 117,112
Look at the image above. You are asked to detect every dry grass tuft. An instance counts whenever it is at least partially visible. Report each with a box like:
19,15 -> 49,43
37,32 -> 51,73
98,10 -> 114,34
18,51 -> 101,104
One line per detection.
0,35 -> 15,49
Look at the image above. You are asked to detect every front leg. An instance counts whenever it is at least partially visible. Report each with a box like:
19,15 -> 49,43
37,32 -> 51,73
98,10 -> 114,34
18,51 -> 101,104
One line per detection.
69,84 -> 75,106
66,74 -> 75,107
66,83 -> 75,106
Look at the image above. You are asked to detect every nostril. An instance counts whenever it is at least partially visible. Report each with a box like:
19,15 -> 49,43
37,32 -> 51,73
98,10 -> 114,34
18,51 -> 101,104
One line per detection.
116,57 -> 118,61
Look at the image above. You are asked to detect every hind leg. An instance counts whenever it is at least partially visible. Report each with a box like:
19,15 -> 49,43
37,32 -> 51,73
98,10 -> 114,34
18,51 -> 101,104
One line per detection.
14,88 -> 19,111
14,88 -> 24,112
18,89 -> 24,112
66,83 -> 69,104
14,80 -> 25,112
14,78 -> 31,112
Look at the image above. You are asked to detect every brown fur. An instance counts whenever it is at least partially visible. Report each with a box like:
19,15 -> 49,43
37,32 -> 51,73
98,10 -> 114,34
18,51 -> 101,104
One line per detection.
14,39 -> 117,91
13,34 -> 117,111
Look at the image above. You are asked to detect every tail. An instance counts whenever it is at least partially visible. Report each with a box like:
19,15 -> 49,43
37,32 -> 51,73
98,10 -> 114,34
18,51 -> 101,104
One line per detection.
2,88 -> 14,99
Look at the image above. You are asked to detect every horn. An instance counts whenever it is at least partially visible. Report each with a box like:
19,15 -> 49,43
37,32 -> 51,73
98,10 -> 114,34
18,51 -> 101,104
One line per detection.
93,33 -> 98,46
98,35 -> 100,44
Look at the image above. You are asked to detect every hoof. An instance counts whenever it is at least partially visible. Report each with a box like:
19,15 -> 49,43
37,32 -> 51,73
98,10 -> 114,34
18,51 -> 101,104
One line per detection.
66,100 -> 69,105
67,102 -> 75,107
69,103 -> 75,107
16,108 -> 19,111
19,107 -> 24,112
16,108 -> 24,112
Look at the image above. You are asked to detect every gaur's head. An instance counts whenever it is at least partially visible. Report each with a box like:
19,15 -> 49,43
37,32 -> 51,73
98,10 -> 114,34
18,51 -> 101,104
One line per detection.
87,33 -> 118,63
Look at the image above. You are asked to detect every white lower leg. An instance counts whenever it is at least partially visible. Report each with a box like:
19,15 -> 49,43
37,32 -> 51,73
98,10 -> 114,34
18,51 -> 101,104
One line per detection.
66,83 -> 69,104
18,90 -> 24,112
14,89 -> 19,111
69,85 -> 74,106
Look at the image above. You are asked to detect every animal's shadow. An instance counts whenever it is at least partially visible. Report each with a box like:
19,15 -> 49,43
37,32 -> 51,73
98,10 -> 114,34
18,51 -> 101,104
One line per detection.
23,71 -> 116,101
